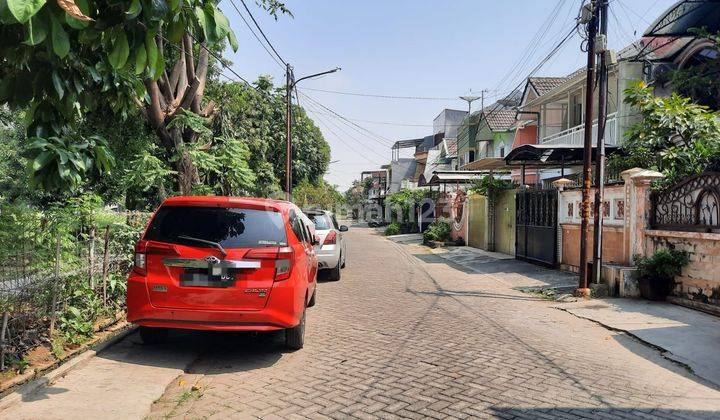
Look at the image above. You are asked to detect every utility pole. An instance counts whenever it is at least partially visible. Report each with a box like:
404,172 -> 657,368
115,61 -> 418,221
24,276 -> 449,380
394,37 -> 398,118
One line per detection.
284,66 -> 341,202
285,63 -> 293,201
578,0 -> 599,295
592,0 -> 610,285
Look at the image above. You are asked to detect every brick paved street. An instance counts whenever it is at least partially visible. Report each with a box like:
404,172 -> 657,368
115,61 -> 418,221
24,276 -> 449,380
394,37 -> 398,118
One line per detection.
150,227 -> 720,419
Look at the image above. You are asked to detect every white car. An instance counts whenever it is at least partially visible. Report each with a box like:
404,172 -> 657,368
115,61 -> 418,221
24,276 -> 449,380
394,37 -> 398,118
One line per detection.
305,210 -> 348,281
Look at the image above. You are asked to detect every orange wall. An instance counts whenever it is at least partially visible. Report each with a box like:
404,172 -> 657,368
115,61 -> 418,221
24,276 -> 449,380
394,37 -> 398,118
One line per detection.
561,224 -> 628,272
512,124 -> 537,148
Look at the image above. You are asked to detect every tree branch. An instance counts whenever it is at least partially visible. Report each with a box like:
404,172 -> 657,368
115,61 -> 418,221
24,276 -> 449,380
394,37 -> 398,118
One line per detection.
182,35 -> 196,83
191,44 -> 209,113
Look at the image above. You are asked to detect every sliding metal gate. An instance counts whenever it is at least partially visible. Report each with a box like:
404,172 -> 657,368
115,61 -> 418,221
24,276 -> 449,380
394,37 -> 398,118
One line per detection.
515,188 -> 558,267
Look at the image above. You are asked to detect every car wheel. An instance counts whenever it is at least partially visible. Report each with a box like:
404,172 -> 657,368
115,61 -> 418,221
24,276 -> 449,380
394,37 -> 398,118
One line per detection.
139,326 -> 168,345
285,309 -> 305,350
327,258 -> 342,281
340,252 -> 346,269
308,288 -> 317,307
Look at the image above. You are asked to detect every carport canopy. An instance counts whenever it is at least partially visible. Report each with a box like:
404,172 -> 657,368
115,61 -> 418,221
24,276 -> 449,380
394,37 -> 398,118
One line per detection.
504,144 -> 619,166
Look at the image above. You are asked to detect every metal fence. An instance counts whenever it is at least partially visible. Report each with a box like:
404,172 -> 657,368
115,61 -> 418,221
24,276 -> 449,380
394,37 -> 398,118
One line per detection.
650,172 -> 720,233
0,211 -> 150,371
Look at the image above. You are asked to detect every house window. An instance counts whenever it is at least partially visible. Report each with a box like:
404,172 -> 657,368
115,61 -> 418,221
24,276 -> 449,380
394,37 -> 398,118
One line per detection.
469,150 -> 475,162
498,142 -> 506,158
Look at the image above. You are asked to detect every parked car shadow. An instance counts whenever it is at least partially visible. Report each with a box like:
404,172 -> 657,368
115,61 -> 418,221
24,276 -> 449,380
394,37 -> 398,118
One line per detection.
96,328 -> 283,374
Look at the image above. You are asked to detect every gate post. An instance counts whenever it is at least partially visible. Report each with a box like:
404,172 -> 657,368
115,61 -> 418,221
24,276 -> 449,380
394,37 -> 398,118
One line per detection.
621,168 -> 664,262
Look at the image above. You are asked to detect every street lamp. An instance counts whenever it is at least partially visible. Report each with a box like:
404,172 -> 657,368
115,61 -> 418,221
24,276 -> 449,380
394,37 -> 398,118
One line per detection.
285,66 -> 342,201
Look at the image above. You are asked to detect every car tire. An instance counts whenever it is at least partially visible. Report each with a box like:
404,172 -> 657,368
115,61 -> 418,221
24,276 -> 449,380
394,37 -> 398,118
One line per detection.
285,309 -> 305,350
327,258 -> 342,281
340,253 -> 346,269
308,288 -> 317,307
139,326 -> 168,345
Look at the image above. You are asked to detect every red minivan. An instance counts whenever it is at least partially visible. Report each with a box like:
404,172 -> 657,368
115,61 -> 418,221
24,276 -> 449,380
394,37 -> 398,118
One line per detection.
126,196 -> 318,350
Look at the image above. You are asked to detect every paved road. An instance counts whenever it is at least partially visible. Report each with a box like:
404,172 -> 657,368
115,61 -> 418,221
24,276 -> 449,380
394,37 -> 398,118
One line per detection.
5,227 -> 720,419
152,228 -> 720,419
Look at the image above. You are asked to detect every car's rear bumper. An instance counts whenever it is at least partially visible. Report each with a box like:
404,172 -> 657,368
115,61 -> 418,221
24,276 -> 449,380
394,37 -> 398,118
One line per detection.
126,274 -> 305,331
315,244 -> 340,269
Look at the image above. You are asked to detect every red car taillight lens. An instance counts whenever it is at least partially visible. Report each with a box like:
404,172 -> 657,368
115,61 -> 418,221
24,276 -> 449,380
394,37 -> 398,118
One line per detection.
133,241 -> 179,276
133,252 -> 147,275
323,231 -> 337,245
246,247 -> 295,281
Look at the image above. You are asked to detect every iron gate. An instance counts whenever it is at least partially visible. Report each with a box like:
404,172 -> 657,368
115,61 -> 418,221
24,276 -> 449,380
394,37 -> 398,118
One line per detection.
515,188 -> 558,267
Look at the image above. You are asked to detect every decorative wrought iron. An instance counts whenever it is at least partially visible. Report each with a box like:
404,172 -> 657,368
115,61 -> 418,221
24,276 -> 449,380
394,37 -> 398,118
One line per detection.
651,172 -> 720,232
516,189 -> 557,228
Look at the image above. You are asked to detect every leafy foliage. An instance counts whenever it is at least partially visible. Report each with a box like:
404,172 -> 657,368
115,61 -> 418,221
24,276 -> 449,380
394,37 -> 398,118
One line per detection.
468,175 -> 516,198
423,218 -> 452,242
636,248 -> 690,284
0,0 -> 288,192
207,77 -> 331,196
610,81 -> 720,187
384,222 -> 401,236
292,179 -> 343,210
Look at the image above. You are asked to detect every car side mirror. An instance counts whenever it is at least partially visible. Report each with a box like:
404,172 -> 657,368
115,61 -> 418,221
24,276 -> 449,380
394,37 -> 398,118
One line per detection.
339,225 -> 349,232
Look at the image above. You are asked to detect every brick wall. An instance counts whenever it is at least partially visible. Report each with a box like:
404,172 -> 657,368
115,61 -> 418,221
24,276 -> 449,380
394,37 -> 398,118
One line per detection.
646,230 -> 720,307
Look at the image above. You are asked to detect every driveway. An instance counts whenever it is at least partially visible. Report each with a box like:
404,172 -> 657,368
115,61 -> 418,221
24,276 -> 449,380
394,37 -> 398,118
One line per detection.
5,227 -> 720,419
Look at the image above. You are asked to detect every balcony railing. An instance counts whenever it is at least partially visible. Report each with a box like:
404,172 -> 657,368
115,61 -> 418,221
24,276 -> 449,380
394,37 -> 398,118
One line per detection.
541,113 -> 618,146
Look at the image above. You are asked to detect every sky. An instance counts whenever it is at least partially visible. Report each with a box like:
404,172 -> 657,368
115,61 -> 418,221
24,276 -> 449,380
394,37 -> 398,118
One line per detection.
220,0 -> 679,192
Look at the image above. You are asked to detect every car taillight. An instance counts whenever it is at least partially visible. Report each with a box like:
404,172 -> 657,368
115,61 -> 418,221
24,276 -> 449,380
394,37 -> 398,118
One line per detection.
133,252 -> 147,275
246,247 -> 295,281
133,240 -> 178,276
323,231 -> 337,245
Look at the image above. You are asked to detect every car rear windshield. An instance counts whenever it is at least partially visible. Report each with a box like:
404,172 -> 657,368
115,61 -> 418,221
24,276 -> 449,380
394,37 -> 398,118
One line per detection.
144,206 -> 287,248
309,213 -> 333,230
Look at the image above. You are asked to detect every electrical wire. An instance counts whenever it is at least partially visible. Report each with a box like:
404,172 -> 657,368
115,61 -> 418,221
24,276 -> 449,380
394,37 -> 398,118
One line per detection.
233,0 -> 288,66
299,87 -> 461,101
298,92 -> 395,145
302,101 -> 388,165
227,0 -> 285,69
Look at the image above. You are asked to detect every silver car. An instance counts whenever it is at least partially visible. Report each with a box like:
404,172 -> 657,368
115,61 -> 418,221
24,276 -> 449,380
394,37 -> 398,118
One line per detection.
305,210 -> 348,281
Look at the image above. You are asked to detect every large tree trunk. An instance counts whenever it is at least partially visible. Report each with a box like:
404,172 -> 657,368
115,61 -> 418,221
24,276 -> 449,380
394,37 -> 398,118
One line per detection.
138,35 -> 212,196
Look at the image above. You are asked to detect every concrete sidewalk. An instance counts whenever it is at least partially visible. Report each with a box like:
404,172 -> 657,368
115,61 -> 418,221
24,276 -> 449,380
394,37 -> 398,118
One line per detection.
558,298 -> 720,388
1,331 -> 203,419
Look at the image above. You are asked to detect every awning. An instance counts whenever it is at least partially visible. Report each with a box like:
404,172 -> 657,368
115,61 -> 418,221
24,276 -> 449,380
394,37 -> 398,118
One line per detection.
504,144 -> 619,165
427,171 -> 488,186
460,157 -> 522,171
644,0 -> 720,37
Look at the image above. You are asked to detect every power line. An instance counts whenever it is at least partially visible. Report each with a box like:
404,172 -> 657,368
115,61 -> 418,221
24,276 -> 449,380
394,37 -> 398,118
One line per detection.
227,0 -> 285,69
234,0 -> 288,66
483,23 -> 581,130
303,100 -> 388,165
299,87 -> 462,101
299,92 -> 395,145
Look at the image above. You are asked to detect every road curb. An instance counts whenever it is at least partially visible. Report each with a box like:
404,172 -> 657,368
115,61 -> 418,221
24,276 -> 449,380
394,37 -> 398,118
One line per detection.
0,323 -> 137,412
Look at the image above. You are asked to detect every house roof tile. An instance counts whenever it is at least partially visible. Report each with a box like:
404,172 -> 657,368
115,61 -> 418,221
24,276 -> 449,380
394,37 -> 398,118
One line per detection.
529,77 -> 567,96
483,108 -> 517,132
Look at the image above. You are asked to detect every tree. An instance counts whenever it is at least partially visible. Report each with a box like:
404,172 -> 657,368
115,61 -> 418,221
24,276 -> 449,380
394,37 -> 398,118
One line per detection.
0,0 -> 288,193
610,81 -> 720,186
206,77 -> 331,196
292,179 -> 343,210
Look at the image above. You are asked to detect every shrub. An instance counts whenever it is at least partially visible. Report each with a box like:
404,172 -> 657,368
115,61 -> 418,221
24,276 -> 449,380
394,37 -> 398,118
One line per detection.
423,219 -> 452,243
636,249 -> 690,283
384,222 -> 401,236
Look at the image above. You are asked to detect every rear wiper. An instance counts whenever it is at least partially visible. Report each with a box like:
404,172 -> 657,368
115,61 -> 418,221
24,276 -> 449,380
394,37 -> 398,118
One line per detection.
177,235 -> 227,257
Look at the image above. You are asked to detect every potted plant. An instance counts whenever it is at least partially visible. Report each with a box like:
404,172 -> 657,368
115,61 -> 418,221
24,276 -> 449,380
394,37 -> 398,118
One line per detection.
635,249 -> 690,301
